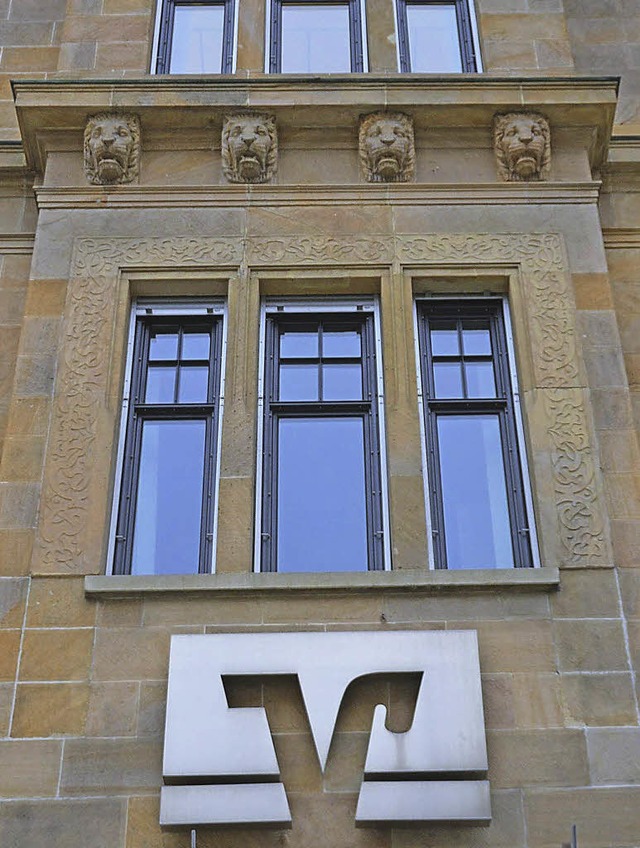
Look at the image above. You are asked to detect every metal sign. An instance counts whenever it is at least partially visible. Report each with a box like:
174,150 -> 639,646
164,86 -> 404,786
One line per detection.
160,630 -> 490,827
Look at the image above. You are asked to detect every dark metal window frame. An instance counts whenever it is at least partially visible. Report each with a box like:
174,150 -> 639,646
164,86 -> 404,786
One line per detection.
269,0 -> 365,73
259,308 -> 385,572
113,309 -> 224,575
155,0 -> 235,74
396,0 -> 477,72
417,298 -> 533,569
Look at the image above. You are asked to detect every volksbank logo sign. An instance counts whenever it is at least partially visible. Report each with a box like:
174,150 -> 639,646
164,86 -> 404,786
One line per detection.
160,631 -> 490,827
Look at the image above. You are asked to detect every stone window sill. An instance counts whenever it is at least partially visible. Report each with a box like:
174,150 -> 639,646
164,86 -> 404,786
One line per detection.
85,567 -> 559,598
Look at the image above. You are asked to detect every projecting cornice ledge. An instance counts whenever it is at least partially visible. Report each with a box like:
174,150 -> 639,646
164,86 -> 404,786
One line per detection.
85,567 -> 560,598
12,75 -> 618,177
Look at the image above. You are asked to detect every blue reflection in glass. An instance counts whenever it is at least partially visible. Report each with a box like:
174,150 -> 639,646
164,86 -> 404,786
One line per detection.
146,365 -> 176,403
279,364 -> 318,401
433,361 -> 463,398
406,3 -> 462,72
437,415 -> 514,569
178,366 -> 209,403
323,364 -> 362,400
170,5 -> 224,73
131,420 -> 206,575
149,331 -> 178,361
463,328 -> 491,356
182,332 -> 210,360
277,417 -> 368,571
323,331 -> 361,358
465,361 -> 495,398
280,331 -> 318,358
430,326 -> 458,356
281,4 -> 351,72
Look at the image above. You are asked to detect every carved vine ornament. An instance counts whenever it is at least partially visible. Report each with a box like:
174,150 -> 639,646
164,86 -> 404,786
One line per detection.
84,113 -> 141,185
83,110 -> 552,185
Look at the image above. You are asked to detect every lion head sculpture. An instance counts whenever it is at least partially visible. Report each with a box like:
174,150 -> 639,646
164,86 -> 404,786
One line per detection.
493,112 -> 550,182
359,112 -> 415,183
84,113 -> 141,186
221,113 -> 278,184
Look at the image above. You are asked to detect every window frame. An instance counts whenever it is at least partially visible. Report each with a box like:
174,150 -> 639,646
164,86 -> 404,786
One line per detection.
415,296 -> 537,570
108,299 -> 227,576
267,0 -> 366,73
255,298 -> 390,573
154,0 -> 236,74
395,0 -> 478,73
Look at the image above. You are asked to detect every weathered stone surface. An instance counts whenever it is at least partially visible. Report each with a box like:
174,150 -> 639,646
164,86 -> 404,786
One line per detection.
60,738 -> 163,795
587,727 -> 640,784
27,576 -> 95,627
553,619 -> 628,671
525,786 -> 640,848
561,672 -> 638,726
0,798 -> 126,848
0,739 -> 62,796
487,729 -> 589,788
12,682 -> 89,736
19,628 -> 94,680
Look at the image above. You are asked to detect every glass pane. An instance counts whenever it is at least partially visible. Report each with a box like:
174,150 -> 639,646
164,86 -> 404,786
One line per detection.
130,420 -> 206,575
279,364 -> 318,401
437,415 -> 514,569
465,361 -> 496,398
323,331 -> 361,358
280,331 -> 318,358
178,366 -> 209,403
433,361 -> 463,398
146,365 -> 176,403
277,417 -> 368,571
462,327 -> 492,356
323,364 -> 362,400
430,324 -> 459,356
281,4 -> 352,73
170,5 -> 225,73
149,330 -> 178,361
182,332 -> 210,360
406,4 -> 463,73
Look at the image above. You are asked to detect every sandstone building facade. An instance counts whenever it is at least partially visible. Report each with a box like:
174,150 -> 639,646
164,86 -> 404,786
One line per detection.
1,1 -> 640,846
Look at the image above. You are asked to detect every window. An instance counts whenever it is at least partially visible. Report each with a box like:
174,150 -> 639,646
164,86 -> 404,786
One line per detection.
396,0 -> 477,72
111,302 -> 225,575
269,0 -> 365,72
258,301 -> 387,572
416,299 -> 534,569
155,0 -> 235,74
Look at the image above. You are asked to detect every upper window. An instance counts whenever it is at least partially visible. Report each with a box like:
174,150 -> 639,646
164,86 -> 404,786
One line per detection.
416,299 -> 534,569
111,302 -> 225,576
155,0 -> 235,74
269,0 -> 365,72
396,0 -> 477,72
258,301 -> 387,572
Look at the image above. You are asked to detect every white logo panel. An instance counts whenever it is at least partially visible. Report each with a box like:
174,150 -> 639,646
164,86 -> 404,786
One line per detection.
160,630 -> 490,827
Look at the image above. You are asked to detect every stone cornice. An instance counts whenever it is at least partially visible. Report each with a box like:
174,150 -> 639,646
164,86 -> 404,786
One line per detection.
84,567 -> 560,598
602,228 -> 640,248
34,181 -> 601,209
0,233 -> 35,252
12,75 -> 618,176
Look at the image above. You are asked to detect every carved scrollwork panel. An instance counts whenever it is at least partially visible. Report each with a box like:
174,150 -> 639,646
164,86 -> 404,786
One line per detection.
36,237 -> 243,573
543,389 -> 606,564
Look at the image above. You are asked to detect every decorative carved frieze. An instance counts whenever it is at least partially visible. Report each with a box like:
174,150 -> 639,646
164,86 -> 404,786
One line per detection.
83,113 -> 141,185
493,112 -> 551,182
359,112 -> 415,183
221,113 -> 278,184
